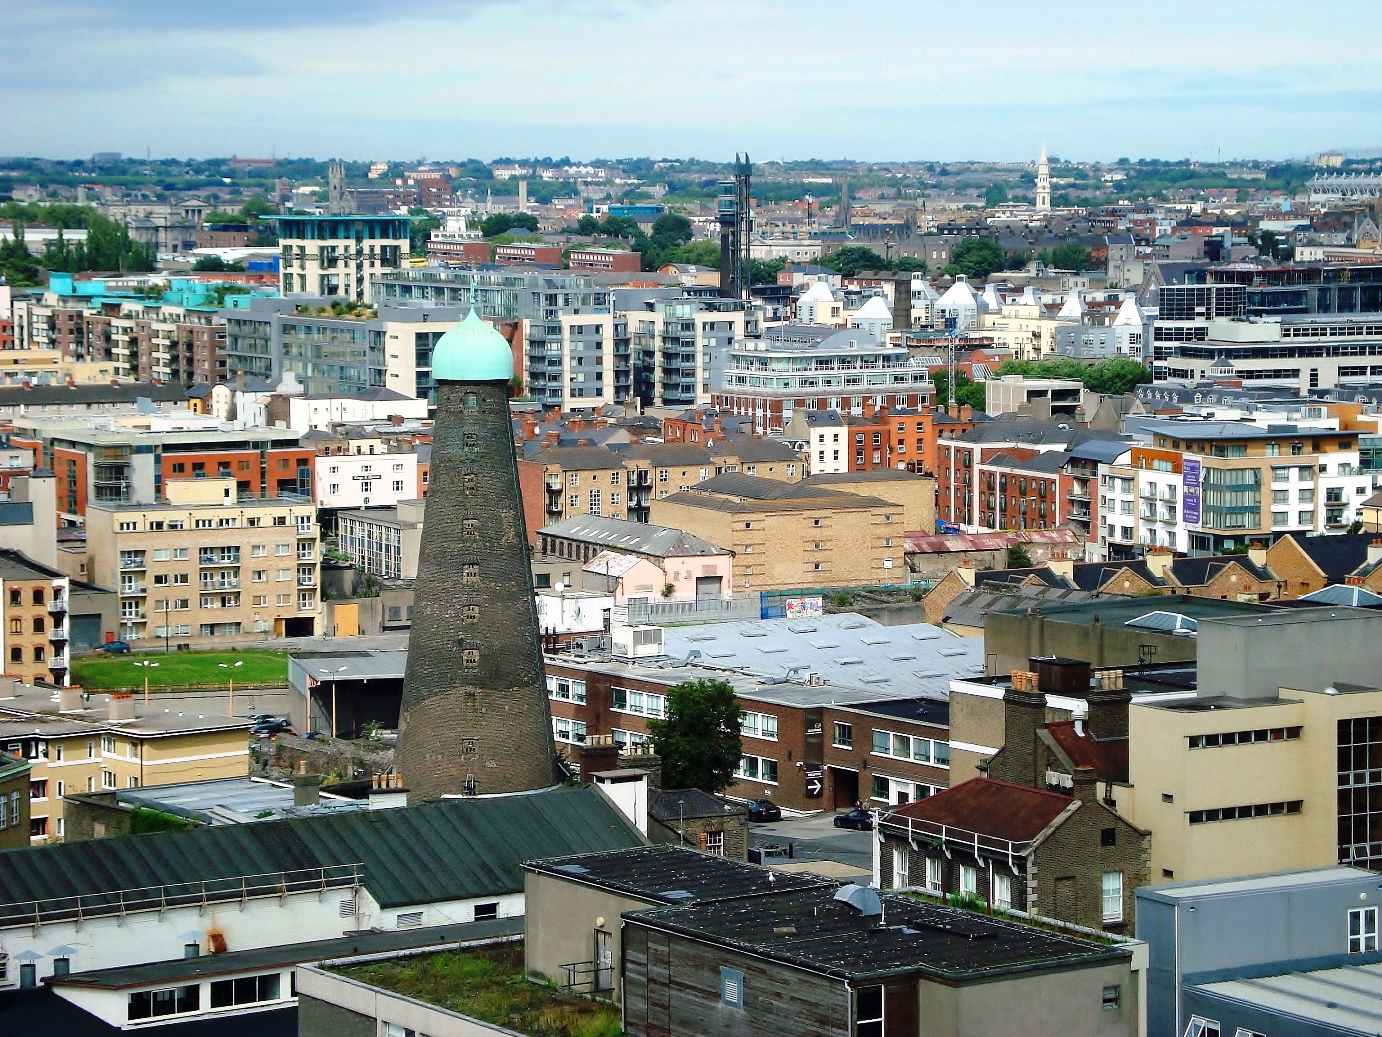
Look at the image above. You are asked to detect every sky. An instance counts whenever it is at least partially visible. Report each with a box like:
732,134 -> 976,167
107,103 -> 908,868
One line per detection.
6,0 -> 1382,164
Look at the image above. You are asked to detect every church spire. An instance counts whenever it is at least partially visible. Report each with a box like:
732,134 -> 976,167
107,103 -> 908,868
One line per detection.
1035,143 -> 1051,213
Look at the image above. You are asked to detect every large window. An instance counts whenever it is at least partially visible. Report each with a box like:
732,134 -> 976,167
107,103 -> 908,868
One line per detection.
855,985 -> 883,1037
871,729 -> 949,767
128,985 -> 199,1020
552,717 -> 587,744
741,711 -> 778,740
209,973 -> 281,1009
1101,872 -> 1123,922
1339,717 -> 1382,867
546,676 -> 586,704
1350,906 -> 1378,953
1188,800 -> 1301,824
993,872 -> 1012,911
736,755 -> 778,784
892,846 -> 909,889
611,687 -> 665,718
833,721 -> 853,748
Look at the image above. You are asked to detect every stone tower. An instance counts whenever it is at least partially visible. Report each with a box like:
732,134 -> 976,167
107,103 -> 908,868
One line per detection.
1035,144 -> 1051,213
327,161 -> 346,215
396,309 -> 559,803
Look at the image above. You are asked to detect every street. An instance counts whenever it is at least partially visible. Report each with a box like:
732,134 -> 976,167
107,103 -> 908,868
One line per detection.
749,810 -> 876,872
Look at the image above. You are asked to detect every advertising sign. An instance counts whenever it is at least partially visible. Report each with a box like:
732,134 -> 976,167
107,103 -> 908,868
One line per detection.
1182,457 -> 1201,526
785,596 -> 824,620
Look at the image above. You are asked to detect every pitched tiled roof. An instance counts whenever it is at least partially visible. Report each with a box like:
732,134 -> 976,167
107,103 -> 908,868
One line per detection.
1282,533 -> 1376,581
1170,555 -> 1272,586
883,778 -> 1072,844
1069,561 -> 1164,592
1043,722 -> 1129,784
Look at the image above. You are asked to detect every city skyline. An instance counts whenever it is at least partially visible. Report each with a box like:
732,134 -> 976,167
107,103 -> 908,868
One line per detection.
6,0 -> 1382,164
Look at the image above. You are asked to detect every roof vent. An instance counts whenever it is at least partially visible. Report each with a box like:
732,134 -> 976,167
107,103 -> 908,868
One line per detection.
833,884 -> 883,917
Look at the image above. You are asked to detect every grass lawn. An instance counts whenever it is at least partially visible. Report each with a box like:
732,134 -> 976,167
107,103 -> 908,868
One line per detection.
337,943 -> 621,1037
70,648 -> 289,693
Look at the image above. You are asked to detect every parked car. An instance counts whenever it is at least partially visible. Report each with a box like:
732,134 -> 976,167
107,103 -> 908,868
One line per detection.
250,718 -> 293,736
746,799 -> 782,823
833,808 -> 874,831
247,713 -> 279,725
99,641 -> 132,654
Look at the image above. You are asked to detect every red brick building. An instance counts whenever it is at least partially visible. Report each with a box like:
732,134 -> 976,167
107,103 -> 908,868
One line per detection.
568,248 -> 641,273
493,243 -> 562,267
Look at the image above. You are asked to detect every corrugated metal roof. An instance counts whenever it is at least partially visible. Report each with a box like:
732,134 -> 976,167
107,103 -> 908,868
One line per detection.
0,786 -> 640,920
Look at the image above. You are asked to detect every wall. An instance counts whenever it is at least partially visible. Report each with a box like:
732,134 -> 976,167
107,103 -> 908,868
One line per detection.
647,811 -> 748,861
1197,611 -> 1382,700
984,612 -> 1199,677
929,959 -> 1137,1037
297,965 -> 520,1037
622,923 -> 850,1037
523,870 -> 651,999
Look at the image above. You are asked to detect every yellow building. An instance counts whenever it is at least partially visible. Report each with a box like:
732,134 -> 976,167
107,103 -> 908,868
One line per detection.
650,474 -> 909,591
0,681 -> 250,842
84,478 -> 320,647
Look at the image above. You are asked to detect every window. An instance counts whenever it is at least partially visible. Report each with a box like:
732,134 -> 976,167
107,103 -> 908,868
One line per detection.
128,985 -> 200,1020
833,721 -> 853,748
552,717 -> 587,743
102,770 -> 116,789
993,871 -> 1012,910
1185,1017 -> 1221,1037
704,830 -> 725,857
892,845 -> 909,889
209,973 -> 281,1009
1189,726 -> 1301,748
1101,872 -> 1123,922
720,967 -> 744,1009
925,856 -> 943,894
855,984 -> 883,1037
736,755 -> 778,784
1189,800 -> 1302,824
173,547 -> 188,560
546,676 -> 587,704
959,864 -> 977,896
1350,906 -> 1378,952
474,902 -> 499,921
741,711 -> 778,740
1102,985 -> 1121,1011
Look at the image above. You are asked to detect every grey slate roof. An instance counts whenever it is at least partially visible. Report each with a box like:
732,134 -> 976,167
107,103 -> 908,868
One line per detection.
540,515 -> 729,557
0,382 -> 188,407
0,785 -> 640,922
938,586 -> 1105,629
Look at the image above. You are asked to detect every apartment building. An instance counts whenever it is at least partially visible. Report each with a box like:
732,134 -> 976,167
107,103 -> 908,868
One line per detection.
337,499 -> 425,580
519,441 -> 804,538
0,552 -> 71,688
649,474 -> 912,592
712,323 -> 935,434
10,418 -> 312,527
567,247 -> 640,273
0,751 -> 30,849
1141,417 -> 1372,554
274,215 -> 409,302
798,408 -> 891,473
313,449 -> 419,512
628,295 -> 750,407
84,478 -> 320,646
1156,314 -> 1382,390
973,449 -> 1072,532
0,680 -> 250,842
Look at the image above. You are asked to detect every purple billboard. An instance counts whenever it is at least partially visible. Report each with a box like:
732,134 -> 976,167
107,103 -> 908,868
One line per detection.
1182,457 -> 1201,525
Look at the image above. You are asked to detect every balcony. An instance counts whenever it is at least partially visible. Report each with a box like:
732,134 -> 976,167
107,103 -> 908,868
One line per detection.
199,579 -> 240,591
298,575 -> 317,588
49,627 -> 67,645
47,597 -> 67,615
119,558 -> 146,571
119,586 -> 146,598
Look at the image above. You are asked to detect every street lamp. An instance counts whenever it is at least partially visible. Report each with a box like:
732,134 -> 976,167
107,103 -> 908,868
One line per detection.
132,660 -> 159,705
218,660 -> 244,716
317,666 -> 347,737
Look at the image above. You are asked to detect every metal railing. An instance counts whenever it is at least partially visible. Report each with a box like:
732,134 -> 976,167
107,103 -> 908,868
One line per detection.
0,862 -> 362,929
877,814 -> 1034,870
626,596 -> 759,626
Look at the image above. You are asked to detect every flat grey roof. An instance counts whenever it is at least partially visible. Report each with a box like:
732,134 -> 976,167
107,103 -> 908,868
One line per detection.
1139,866 -> 1373,903
1194,962 -> 1382,1033
290,649 -> 407,681
118,776 -> 360,823
559,613 -> 983,706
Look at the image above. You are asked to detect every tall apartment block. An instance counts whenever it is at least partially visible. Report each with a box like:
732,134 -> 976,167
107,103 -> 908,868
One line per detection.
274,215 -> 410,302
396,310 -> 558,802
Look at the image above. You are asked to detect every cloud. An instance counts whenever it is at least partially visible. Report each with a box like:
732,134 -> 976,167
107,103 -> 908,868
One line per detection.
4,0 -> 1382,160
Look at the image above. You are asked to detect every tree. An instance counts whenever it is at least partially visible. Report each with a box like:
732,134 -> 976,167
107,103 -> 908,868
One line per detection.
1005,544 -> 1033,569
892,256 -> 928,274
930,369 -> 986,411
0,226 -> 41,286
1081,357 -> 1152,395
575,214 -> 601,236
647,678 -> 743,793
192,255 -> 245,272
661,239 -> 721,268
1044,242 -> 1090,271
822,245 -> 887,277
946,238 -> 1005,279
479,212 -> 538,237
407,207 -> 440,256
984,182 -> 1009,207
747,257 -> 785,285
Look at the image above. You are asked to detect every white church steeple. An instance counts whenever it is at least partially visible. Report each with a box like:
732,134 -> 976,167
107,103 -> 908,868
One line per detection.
1035,143 -> 1051,212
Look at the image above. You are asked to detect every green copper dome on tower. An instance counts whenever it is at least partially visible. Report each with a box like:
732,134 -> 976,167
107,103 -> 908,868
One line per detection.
431,308 -> 514,383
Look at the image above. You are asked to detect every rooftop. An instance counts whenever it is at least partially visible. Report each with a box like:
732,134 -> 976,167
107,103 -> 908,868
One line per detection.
525,844 -> 827,904
1139,865 -> 1376,903
540,515 -> 729,558
883,778 -> 1074,845
627,885 -> 1131,982
555,612 -> 983,707
1193,962 -> 1382,1035
991,594 -> 1280,627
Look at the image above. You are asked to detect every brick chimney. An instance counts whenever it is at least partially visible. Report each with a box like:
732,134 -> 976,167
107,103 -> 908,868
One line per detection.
580,735 -> 621,783
988,684 -> 1047,789
1071,765 -> 1098,805
960,405 -> 973,421
1085,684 -> 1131,741
1370,538 -> 1382,566
948,401 -> 958,417
863,400 -> 876,420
